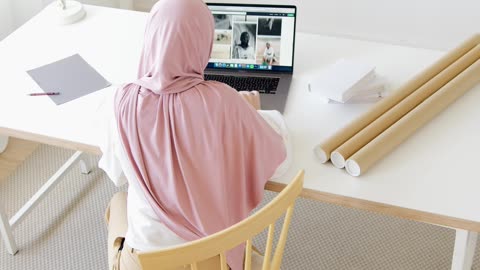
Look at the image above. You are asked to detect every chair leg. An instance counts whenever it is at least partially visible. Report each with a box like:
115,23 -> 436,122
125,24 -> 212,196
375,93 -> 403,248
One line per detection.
0,136 -> 9,154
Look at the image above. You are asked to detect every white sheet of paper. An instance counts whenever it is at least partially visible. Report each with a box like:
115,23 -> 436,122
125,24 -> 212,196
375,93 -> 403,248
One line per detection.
27,54 -> 111,105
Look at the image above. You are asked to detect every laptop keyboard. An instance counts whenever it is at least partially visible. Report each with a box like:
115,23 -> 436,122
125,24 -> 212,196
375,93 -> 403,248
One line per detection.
204,74 -> 280,94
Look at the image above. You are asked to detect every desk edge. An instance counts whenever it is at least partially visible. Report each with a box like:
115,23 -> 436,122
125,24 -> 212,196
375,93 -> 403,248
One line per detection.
3,127 -> 478,232
0,127 -> 102,155
266,181 -> 480,232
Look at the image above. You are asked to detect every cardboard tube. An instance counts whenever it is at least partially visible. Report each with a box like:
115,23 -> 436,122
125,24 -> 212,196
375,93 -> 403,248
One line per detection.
331,44 -> 480,168
314,34 -> 480,163
346,59 -> 480,176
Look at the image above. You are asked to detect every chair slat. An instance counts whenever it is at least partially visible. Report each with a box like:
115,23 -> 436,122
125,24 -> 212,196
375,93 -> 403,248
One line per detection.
262,223 -> 275,270
220,252 -> 228,270
244,239 -> 253,270
271,205 -> 295,269
191,262 -> 198,270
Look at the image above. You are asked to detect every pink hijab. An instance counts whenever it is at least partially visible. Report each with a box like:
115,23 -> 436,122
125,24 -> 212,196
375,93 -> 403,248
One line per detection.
114,0 -> 286,268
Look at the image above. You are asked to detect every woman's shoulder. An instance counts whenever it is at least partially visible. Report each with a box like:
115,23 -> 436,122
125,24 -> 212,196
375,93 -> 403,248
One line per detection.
200,80 -> 237,94
198,80 -> 245,105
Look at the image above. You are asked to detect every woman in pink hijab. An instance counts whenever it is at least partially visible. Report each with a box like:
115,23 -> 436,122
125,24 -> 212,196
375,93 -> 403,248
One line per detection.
100,0 -> 291,269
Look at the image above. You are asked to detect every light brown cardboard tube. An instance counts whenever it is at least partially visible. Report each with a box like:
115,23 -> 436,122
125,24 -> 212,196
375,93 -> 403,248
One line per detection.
331,44 -> 480,168
345,59 -> 480,176
314,34 -> 480,163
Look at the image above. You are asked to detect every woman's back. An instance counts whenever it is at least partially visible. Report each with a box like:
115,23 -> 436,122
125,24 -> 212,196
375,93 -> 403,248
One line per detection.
101,0 -> 288,269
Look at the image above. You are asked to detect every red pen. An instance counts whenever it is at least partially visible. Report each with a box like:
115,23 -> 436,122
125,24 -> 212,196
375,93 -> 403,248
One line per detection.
28,92 -> 60,96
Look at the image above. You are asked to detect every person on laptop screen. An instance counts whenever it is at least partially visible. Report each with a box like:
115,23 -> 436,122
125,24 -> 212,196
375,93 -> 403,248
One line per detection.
233,31 -> 255,59
99,0 -> 291,269
263,42 -> 276,65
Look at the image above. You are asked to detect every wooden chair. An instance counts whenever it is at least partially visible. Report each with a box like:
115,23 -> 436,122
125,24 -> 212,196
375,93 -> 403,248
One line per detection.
138,170 -> 304,270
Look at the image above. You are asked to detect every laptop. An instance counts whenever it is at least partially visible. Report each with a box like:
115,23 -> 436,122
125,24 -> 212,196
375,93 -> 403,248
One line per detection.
205,3 -> 297,113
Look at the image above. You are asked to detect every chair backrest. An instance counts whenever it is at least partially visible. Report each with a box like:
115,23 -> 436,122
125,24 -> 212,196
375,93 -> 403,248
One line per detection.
138,170 -> 304,270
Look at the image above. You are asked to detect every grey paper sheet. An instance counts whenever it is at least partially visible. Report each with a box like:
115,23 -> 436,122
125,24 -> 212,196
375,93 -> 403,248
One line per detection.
27,54 -> 111,105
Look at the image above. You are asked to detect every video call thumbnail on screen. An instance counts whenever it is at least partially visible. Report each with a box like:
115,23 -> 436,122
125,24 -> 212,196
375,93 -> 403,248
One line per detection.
209,8 -> 295,68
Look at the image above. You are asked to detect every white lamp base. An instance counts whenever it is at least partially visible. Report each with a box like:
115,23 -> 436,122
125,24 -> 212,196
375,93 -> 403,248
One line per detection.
50,1 -> 86,25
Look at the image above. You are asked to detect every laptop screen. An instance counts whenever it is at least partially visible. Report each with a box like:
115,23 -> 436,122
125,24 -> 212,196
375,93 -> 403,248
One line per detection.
206,3 -> 296,73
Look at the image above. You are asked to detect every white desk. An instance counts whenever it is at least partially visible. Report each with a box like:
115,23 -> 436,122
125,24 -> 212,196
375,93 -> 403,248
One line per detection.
1,4 -> 479,269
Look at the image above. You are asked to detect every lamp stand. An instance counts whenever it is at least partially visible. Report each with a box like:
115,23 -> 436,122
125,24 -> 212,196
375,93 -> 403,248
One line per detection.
51,0 -> 86,25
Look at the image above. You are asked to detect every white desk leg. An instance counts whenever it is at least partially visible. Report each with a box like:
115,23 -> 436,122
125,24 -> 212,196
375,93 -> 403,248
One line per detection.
9,151 -> 85,229
0,204 -> 17,255
79,156 -> 92,175
0,136 -> 9,154
0,151 -> 88,255
451,229 -> 478,270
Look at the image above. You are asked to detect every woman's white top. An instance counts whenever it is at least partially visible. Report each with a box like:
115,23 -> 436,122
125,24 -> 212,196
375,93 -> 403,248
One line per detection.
98,86 -> 292,252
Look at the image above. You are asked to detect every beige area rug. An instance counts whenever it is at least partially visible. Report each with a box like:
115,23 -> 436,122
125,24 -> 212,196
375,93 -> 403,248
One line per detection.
1,144 -> 479,269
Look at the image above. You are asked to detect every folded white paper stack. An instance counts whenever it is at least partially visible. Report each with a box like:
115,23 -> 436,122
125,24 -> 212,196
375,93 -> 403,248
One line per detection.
308,59 -> 386,104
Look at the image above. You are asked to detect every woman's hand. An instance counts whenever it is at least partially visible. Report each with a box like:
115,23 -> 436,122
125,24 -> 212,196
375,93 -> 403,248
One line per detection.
238,91 -> 261,110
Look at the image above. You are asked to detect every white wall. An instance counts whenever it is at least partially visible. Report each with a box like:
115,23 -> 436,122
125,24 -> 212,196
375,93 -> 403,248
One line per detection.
9,0 -> 46,29
81,0 -> 132,9
0,0 -> 55,41
205,0 -> 480,50
2,0 -> 479,50
0,0 -> 14,40
0,0 -> 129,41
